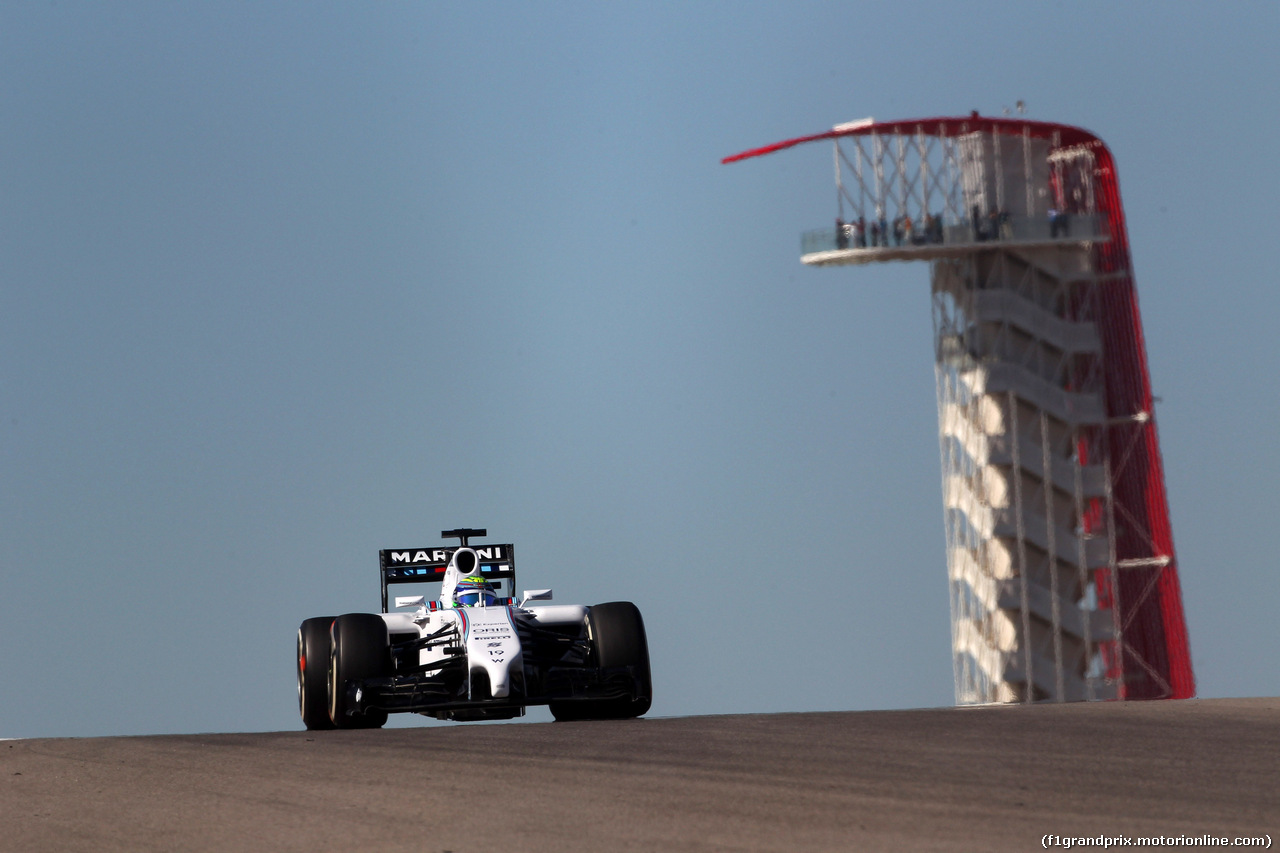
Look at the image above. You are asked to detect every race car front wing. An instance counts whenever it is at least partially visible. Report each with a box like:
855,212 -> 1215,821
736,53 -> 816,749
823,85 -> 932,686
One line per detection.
343,664 -> 648,718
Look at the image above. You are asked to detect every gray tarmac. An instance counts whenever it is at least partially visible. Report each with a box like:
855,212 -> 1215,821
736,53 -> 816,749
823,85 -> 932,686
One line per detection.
3,698 -> 1278,852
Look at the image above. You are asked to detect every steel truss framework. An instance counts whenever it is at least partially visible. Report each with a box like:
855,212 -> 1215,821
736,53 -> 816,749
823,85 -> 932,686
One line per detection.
724,116 -> 1194,704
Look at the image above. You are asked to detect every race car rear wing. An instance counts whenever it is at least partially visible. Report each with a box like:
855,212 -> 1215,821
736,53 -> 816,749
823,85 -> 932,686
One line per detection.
379,543 -> 515,612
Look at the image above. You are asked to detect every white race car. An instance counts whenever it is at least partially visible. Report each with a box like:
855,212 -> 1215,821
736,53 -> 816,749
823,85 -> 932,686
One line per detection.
296,528 -> 652,728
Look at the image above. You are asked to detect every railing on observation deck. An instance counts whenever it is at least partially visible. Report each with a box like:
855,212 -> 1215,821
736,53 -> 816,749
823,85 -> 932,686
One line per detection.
801,212 -> 1108,256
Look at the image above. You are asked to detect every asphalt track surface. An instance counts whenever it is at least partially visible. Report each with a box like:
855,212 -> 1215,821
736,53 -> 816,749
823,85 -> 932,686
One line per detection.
3,698 -> 1277,852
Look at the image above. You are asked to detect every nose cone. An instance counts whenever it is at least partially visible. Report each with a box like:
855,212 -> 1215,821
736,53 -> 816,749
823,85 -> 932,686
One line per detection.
479,657 -> 512,698
463,607 -> 522,699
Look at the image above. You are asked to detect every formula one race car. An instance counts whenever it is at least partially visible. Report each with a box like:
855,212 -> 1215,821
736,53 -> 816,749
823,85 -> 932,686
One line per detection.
296,528 -> 652,728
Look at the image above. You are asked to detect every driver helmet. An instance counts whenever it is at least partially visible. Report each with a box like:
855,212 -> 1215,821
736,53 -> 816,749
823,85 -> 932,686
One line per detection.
453,575 -> 497,608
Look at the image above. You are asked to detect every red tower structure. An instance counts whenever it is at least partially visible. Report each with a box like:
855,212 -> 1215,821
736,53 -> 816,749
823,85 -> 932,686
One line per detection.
726,115 -> 1193,702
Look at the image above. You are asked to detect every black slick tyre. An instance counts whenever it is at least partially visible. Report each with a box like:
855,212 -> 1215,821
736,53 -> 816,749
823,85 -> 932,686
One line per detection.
327,613 -> 391,729
550,601 -> 652,721
297,617 -> 336,730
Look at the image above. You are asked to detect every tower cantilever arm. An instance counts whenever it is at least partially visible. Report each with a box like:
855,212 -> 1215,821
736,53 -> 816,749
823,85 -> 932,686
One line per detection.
721,115 -> 1105,165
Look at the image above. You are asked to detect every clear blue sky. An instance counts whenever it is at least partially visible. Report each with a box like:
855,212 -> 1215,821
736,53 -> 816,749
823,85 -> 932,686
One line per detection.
3,2 -> 1277,737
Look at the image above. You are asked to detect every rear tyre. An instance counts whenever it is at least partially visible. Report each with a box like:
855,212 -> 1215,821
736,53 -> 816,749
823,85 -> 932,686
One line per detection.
550,601 -> 652,721
298,617 -> 336,730
327,613 -> 391,729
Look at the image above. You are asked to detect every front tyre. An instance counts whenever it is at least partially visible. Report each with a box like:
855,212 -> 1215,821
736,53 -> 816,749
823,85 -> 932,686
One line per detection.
327,613 -> 391,729
550,601 -> 652,721
297,617 -> 336,730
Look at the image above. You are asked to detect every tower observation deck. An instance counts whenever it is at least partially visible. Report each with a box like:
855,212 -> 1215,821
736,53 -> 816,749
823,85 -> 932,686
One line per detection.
725,115 -> 1194,703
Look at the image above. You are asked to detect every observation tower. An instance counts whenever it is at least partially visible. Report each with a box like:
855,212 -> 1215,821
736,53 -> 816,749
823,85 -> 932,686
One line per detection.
725,114 -> 1194,704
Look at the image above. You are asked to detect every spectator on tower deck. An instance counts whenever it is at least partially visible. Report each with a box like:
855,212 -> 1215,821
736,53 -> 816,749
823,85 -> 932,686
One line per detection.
855,215 -> 867,247
878,212 -> 888,246
926,213 -> 944,244
971,204 -> 986,242
836,217 -> 849,249
1049,208 -> 1069,238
